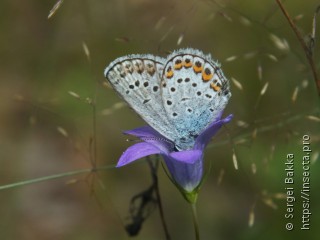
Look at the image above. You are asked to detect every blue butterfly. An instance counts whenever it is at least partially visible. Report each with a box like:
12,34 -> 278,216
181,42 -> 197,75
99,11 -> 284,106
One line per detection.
104,48 -> 231,151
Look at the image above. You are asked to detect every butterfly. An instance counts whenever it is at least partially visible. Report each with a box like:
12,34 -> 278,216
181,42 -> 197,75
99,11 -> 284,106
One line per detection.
104,48 -> 231,151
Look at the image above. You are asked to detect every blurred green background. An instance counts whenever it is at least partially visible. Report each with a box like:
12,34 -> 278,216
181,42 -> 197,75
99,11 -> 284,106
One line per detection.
0,0 -> 319,239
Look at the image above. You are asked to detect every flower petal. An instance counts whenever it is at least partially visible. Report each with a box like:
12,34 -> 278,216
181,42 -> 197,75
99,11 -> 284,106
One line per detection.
116,142 -> 161,167
123,126 -> 162,138
169,150 -> 202,164
124,126 -> 173,154
194,114 -> 233,150
163,153 -> 203,192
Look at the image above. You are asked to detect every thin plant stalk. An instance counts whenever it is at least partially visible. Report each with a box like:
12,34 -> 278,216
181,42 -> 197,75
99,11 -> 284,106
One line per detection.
147,157 -> 171,240
275,0 -> 320,95
191,203 -> 200,240
0,165 -> 115,191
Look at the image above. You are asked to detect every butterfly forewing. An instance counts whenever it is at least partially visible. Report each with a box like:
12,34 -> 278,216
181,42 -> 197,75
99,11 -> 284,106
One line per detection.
104,54 -> 177,139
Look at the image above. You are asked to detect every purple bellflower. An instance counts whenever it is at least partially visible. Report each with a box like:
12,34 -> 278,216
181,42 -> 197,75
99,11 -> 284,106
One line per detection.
116,114 -> 233,203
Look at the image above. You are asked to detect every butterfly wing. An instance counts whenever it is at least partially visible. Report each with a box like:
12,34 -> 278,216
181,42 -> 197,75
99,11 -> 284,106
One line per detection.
104,54 -> 178,139
160,49 -> 231,150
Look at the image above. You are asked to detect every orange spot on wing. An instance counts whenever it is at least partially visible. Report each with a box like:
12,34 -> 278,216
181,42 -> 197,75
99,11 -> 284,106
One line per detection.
166,70 -> 174,78
193,65 -> 203,73
174,63 -> 182,70
183,61 -> 192,68
210,83 -> 221,92
202,72 -> 213,81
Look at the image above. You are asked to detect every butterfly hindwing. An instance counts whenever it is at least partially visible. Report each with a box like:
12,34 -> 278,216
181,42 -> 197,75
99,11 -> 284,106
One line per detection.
160,49 -> 231,150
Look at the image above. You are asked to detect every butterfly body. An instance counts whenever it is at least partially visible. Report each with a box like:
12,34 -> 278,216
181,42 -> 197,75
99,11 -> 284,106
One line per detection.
104,49 -> 231,150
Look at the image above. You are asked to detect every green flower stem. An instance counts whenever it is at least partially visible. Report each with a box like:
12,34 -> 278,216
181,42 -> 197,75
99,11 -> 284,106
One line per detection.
191,203 -> 200,240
